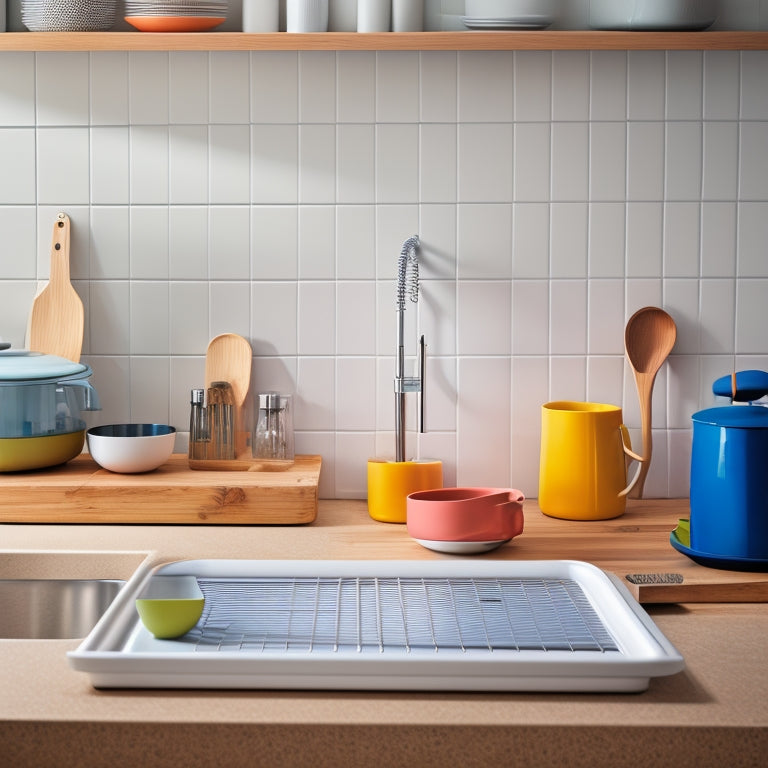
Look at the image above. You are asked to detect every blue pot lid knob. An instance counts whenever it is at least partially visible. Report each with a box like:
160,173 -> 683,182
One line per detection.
712,370 -> 768,402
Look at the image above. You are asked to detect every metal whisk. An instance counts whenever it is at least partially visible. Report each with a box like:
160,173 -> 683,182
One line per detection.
395,235 -> 426,462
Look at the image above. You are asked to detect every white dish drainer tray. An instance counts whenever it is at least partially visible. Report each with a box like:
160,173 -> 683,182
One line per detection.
68,559 -> 684,693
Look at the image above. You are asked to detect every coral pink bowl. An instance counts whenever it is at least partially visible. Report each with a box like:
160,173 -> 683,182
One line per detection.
406,487 -> 525,542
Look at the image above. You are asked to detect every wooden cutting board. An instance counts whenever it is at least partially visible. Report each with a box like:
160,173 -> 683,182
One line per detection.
513,499 -> 768,604
0,454 -> 321,525
623,575 -> 768,604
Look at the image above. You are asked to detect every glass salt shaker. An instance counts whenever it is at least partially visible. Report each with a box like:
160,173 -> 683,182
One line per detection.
254,392 -> 294,468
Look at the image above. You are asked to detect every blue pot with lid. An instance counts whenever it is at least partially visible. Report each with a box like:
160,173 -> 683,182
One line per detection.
0,350 -> 100,472
688,370 -> 768,564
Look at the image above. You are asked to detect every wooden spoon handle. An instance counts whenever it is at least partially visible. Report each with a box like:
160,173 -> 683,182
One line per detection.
630,372 -> 654,499
49,212 -> 71,285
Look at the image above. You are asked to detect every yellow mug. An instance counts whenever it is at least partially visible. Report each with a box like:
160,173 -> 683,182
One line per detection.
367,459 -> 443,523
538,401 -> 641,521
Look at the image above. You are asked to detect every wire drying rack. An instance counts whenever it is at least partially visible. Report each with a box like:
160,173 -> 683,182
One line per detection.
68,559 -> 684,693
187,576 -> 619,655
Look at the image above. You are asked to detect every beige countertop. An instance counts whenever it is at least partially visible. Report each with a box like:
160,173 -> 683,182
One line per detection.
1,498 -> 767,767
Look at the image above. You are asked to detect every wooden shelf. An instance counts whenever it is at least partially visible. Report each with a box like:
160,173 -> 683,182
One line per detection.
1,31 -> 768,52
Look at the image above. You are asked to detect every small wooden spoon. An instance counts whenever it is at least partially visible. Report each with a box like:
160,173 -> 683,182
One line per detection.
205,333 -> 253,458
624,307 -> 677,498
28,213 -> 84,362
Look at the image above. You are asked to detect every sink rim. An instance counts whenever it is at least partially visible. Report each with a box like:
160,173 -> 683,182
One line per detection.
0,550 -> 151,640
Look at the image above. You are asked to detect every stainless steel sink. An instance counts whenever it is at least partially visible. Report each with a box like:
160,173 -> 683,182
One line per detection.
0,578 -> 126,639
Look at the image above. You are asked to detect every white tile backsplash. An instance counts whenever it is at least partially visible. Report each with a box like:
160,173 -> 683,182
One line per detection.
0,129 -> 35,203
0,206 -> 35,278
130,126 -> 169,203
666,51 -> 704,120
169,52 -> 208,125
663,202 -> 700,278
589,51 -> 626,121
168,207 -> 208,280
665,122 -> 703,201
376,51 -> 419,123
1,47 -> 768,500
210,281 -> 251,339
37,127 -> 90,205
211,206 -> 251,280
376,123 -> 419,203
457,51 -> 514,123
552,52 -> 590,122
128,53 -> 169,125
299,52 -> 337,124
251,52 -> 299,124
420,51 -> 457,123
130,207 -> 168,279
741,51 -> 768,119
458,123 -> 513,202
337,52 -> 375,123
210,52 -> 250,125
91,127 -> 130,205
739,202 -> 768,277
740,121 -> 768,199
251,124 -> 298,204
627,51 -> 666,120
0,52 -> 35,126
169,125 -> 208,205
702,120 -> 739,199
36,53 -> 90,126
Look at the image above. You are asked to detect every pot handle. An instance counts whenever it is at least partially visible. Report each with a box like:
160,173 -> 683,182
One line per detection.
618,424 -> 644,498
58,379 -> 101,411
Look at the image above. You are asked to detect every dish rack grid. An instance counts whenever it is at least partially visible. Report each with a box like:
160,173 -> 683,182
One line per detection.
185,576 -> 619,655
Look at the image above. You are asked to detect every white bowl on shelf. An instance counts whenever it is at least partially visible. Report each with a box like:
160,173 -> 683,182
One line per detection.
589,0 -> 717,31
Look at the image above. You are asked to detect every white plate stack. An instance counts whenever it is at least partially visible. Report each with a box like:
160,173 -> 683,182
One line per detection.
124,0 -> 228,31
462,0 -> 555,29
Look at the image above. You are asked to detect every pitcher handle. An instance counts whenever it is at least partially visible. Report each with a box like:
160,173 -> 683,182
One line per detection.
58,379 -> 101,412
618,424 -> 644,498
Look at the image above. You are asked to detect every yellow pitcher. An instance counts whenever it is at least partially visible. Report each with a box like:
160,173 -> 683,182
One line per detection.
538,401 -> 642,521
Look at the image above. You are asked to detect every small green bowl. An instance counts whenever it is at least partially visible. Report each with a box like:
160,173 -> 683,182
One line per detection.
135,575 -> 204,639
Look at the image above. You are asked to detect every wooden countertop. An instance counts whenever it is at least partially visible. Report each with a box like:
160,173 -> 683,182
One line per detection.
1,498 -> 767,767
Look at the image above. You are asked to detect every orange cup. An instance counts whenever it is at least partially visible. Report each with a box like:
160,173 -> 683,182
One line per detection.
367,459 -> 443,523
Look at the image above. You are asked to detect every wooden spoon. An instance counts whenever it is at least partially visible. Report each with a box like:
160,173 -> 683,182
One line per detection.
28,213 -> 84,362
624,307 -> 677,499
205,333 -> 253,459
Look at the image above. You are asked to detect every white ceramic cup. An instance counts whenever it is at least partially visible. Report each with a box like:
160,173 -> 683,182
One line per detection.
328,0 -> 357,30
392,0 -> 424,31
357,0 -> 390,31
242,0 -> 280,31
286,0 -> 329,31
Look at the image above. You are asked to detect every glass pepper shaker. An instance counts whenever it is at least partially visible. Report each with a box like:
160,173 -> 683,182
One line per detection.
188,388 -> 209,461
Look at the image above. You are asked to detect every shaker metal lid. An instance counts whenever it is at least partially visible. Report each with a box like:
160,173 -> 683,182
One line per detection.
258,392 -> 284,409
692,404 -> 768,429
0,350 -> 89,382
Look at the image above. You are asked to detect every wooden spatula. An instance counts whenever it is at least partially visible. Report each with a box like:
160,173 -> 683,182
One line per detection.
205,333 -> 253,459
28,213 -> 84,362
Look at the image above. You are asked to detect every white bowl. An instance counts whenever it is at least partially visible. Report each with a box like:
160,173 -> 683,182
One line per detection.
87,424 -> 176,474
589,0 -> 717,31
